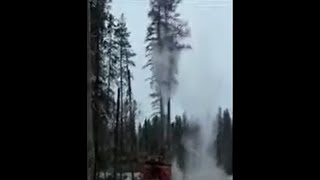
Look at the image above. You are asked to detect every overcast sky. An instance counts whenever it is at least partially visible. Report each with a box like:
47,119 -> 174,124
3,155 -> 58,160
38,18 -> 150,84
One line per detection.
111,0 -> 232,122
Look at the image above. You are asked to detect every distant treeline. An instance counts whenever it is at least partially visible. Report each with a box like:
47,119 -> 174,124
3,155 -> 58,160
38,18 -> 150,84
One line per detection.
137,108 -> 233,175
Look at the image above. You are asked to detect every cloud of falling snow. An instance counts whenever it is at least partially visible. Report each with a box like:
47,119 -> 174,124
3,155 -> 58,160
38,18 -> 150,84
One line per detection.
151,43 -> 181,105
172,115 -> 230,180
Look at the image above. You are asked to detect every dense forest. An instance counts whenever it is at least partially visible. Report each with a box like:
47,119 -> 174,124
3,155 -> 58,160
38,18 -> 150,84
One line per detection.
87,1 -> 232,180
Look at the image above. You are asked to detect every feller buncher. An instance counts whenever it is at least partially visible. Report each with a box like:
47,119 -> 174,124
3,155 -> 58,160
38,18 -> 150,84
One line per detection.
141,156 -> 171,180
140,148 -> 172,180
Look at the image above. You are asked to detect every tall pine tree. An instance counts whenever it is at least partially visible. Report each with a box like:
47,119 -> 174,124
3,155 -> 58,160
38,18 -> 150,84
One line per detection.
89,0 -> 111,179
113,13 -> 136,180
144,0 -> 191,156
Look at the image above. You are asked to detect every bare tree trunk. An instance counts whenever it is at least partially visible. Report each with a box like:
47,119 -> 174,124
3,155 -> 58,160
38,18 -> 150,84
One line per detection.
164,1 -> 171,153
125,52 -> 135,180
93,16 -> 101,180
88,1 -> 96,180
114,88 -> 121,180
119,38 -> 124,180
167,98 -> 171,151
160,96 -> 166,147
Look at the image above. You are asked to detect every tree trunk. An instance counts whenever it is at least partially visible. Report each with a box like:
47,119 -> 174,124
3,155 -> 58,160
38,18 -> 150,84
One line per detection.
88,1 -> 96,180
91,3 -> 100,180
160,96 -> 166,147
163,1 -> 171,153
125,52 -> 135,180
107,30 -> 113,104
167,98 -> 171,150
126,52 -> 132,110
114,88 -> 121,180
119,38 -> 124,180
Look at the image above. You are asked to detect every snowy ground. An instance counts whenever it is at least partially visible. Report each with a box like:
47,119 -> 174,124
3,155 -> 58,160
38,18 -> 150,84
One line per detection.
99,171 -> 232,180
99,172 -> 142,180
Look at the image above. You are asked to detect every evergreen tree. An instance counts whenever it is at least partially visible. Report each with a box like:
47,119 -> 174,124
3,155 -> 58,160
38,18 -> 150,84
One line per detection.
113,13 -> 136,180
104,12 -> 118,124
90,0 -> 111,179
215,108 -> 233,175
144,0 -> 191,155
222,109 -> 232,175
